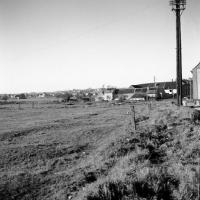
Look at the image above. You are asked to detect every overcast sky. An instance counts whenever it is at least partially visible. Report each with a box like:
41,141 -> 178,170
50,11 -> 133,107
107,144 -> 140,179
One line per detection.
0,0 -> 200,93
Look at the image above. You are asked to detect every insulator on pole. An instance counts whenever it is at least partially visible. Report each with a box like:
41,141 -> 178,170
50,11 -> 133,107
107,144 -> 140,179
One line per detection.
169,0 -> 186,10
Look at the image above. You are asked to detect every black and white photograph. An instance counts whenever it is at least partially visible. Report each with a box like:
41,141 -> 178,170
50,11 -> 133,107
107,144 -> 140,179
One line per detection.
0,0 -> 200,199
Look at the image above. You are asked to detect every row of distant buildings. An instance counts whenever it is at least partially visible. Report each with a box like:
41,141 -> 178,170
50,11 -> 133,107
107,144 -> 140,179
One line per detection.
97,61 -> 200,102
96,80 -> 190,102
3,61 -> 200,102
1,80 -> 191,102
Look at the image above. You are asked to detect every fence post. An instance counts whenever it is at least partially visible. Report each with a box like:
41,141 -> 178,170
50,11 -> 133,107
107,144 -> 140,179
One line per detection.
130,105 -> 136,131
148,102 -> 151,115
198,154 -> 200,200
18,102 -> 21,110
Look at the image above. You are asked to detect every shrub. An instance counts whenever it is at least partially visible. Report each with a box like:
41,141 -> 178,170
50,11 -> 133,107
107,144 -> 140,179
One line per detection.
0,172 -> 41,200
2,95 -> 8,101
191,109 -> 200,124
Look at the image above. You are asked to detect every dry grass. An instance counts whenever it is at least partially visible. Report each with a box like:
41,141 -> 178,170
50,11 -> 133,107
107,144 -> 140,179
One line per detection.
0,100 -> 200,199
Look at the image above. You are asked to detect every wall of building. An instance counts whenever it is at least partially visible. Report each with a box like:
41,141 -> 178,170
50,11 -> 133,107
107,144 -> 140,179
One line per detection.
197,69 -> 200,99
102,93 -> 113,101
192,64 -> 200,99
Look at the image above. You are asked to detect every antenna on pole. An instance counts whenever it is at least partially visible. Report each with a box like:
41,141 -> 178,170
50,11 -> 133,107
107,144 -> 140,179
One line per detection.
169,0 -> 186,106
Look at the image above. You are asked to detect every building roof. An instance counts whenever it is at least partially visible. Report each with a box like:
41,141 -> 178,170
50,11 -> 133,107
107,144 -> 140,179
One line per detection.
191,62 -> 200,72
130,83 -> 155,88
164,82 -> 176,89
135,88 -> 147,93
103,90 -> 113,94
147,89 -> 157,94
131,93 -> 146,98
115,89 -> 135,95
130,81 -> 178,90
102,88 -> 116,94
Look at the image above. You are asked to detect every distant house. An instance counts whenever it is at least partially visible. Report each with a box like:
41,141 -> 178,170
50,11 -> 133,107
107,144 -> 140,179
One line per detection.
133,87 -> 161,100
81,97 -> 91,102
130,93 -> 146,101
130,85 -> 159,100
9,94 -> 15,99
95,88 -> 115,101
102,89 -> 114,101
134,88 -> 147,94
114,88 -> 135,100
191,62 -> 200,99
114,87 -> 159,101
69,96 -> 78,101
146,87 -> 160,99
38,93 -> 46,98
163,82 -> 176,96
15,93 -> 27,99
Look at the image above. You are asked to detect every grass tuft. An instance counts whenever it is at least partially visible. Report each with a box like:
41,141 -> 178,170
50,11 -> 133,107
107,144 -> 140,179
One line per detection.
86,180 -> 128,200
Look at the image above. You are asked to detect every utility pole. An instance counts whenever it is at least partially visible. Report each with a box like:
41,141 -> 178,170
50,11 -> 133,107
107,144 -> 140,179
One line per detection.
170,0 -> 186,106
189,78 -> 192,100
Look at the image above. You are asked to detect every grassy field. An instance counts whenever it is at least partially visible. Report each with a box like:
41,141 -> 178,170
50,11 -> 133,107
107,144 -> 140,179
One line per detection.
0,100 -> 199,200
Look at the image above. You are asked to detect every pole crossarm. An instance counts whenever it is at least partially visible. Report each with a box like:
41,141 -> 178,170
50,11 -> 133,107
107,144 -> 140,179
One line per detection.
169,0 -> 186,10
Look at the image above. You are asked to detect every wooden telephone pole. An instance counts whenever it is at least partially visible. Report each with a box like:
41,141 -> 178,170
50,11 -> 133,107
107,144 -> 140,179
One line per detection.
170,0 -> 186,106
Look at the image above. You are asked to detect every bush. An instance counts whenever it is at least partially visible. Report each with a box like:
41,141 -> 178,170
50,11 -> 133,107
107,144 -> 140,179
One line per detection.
2,95 -> 8,101
0,172 -> 41,200
15,93 -> 26,99
191,109 -> 200,124
56,92 -> 72,102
